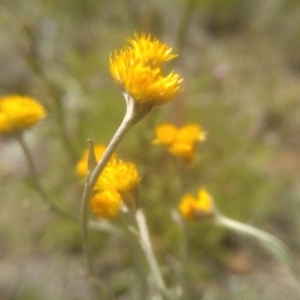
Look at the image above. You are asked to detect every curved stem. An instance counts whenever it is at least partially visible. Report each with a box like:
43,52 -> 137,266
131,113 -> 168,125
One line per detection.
80,111 -> 135,276
53,96 -> 79,163
15,132 -> 76,222
79,110 -> 137,299
215,212 -> 299,279
79,96 -> 151,283
134,208 -> 172,300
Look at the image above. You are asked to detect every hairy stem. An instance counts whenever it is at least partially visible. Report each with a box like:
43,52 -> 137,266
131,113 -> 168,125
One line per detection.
215,212 -> 299,279
135,208 -> 172,300
80,111 -> 134,275
79,96 -> 151,289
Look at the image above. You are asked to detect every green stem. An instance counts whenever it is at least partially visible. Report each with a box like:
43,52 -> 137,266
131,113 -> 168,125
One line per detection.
53,96 -> 79,163
124,220 -> 149,300
79,109 -> 136,299
215,212 -> 299,279
88,220 -> 123,237
134,208 -> 172,300
178,221 -> 189,300
15,132 -> 76,222
79,95 -> 151,289
80,109 -> 134,275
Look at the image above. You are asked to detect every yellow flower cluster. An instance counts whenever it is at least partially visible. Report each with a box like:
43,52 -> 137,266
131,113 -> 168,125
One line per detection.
109,32 -> 183,106
153,123 -> 206,162
77,145 -> 140,219
0,95 -> 46,134
179,189 -> 213,220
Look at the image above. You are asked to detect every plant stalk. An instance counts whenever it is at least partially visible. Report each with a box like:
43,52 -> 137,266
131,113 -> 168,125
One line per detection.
215,212 -> 299,279
79,95 -> 151,287
135,208 -> 171,300
15,132 -> 76,221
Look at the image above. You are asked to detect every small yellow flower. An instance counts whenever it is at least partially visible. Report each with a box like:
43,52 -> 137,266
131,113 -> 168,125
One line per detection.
153,123 -> 206,162
0,95 -> 46,133
175,124 -> 206,144
179,189 -> 213,220
96,158 -> 140,194
168,143 -> 195,162
77,146 -> 140,218
152,123 -> 177,146
89,159 -> 140,218
76,144 -> 117,177
90,189 -> 122,219
109,32 -> 183,106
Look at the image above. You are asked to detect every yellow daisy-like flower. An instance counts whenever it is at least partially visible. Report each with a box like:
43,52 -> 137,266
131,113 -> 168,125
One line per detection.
168,143 -> 195,162
90,189 -> 122,219
179,189 -> 214,221
153,123 -> 206,162
77,146 -> 140,218
76,144 -> 117,177
96,158 -> 140,194
109,32 -> 183,106
0,95 -> 46,133
175,124 -> 206,145
152,123 -> 177,146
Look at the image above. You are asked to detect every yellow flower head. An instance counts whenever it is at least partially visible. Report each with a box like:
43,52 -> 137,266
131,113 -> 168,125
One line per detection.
96,158 -> 140,195
153,123 -> 206,162
168,142 -> 195,162
175,124 -> 206,145
76,144 -> 117,177
90,189 -> 122,219
179,189 -> 214,221
109,32 -> 183,106
0,95 -> 46,133
152,123 -> 177,146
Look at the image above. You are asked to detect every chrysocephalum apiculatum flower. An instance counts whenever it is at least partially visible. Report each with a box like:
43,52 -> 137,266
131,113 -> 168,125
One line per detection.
0,95 -> 46,134
152,123 -> 177,147
179,189 -> 214,221
77,147 -> 140,219
109,32 -> 183,107
95,158 -> 140,195
90,189 -> 122,219
90,159 -> 140,219
153,123 -> 206,162
76,144 -> 117,177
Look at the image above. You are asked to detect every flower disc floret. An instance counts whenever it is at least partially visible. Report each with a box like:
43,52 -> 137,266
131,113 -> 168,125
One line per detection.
127,33 -> 178,67
0,95 -> 46,133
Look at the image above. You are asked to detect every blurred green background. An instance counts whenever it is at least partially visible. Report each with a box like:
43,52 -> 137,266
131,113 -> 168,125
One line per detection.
1,0 -> 300,299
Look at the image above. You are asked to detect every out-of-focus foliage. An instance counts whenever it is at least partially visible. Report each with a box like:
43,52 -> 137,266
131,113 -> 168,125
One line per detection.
1,0 -> 300,299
